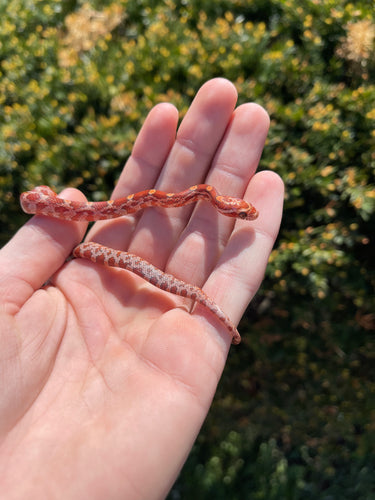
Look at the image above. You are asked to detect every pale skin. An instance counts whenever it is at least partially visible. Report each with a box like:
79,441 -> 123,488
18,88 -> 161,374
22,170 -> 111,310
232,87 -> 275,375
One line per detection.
0,79 -> 284,499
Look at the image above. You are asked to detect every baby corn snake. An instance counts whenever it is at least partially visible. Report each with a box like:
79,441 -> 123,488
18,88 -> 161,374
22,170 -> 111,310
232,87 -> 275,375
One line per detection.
21,184 -> 258,345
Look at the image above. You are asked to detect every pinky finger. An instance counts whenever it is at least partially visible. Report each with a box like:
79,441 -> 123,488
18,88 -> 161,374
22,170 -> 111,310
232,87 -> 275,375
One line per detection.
203,170 -> 284,328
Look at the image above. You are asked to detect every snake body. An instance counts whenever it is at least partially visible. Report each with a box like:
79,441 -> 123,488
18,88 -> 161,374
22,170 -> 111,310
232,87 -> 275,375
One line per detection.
21,184 -> 258,344
20,185 -> 258,221
74,242 -> 241,344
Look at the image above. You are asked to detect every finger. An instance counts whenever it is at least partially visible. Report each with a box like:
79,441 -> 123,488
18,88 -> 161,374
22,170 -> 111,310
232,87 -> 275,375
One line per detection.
0,188 -> 87,313
158,78 -> 238,187
202,170 -> 284,325
129,78 -> 238,267
165,103 -> 270,288
86,102 -> 179,248
207,102 -> 270,192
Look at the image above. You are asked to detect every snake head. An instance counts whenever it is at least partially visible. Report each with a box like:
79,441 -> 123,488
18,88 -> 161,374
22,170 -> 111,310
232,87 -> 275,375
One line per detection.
237,206 -> 259,220
215,195 -> 259,221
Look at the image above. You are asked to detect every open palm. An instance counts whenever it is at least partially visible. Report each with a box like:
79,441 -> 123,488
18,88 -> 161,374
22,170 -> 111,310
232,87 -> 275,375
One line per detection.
0,79 -> 283,499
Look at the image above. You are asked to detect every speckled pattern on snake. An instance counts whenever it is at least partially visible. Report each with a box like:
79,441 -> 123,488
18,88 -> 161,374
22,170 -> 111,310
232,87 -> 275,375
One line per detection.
21,184 -> 259,345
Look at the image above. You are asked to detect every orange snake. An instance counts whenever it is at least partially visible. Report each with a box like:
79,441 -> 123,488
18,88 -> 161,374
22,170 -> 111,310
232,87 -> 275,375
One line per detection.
21,185 -> 258,344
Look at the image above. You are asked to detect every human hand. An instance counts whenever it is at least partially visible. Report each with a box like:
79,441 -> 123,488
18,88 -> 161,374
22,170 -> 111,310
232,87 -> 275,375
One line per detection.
0,78 -> 283,499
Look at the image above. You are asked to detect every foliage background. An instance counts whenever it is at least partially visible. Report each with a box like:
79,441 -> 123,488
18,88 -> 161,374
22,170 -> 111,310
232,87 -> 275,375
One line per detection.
1,0 -> 374,498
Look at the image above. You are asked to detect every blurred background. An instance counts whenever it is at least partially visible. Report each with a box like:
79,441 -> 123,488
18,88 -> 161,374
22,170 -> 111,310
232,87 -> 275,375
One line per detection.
1,1 -> 374,498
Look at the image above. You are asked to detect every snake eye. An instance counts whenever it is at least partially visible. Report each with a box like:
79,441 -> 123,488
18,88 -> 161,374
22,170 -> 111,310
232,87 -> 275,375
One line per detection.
238,211 -> 248,219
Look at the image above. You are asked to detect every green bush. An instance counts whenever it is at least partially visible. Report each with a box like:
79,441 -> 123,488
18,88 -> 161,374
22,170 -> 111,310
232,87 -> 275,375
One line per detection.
1,1 -> 374,498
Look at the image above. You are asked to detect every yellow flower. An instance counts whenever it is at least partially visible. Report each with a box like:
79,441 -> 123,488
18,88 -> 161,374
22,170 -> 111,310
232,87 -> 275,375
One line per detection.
337,20 -> 375,63
321,166 -> 334,177
59,3 -> 125,56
